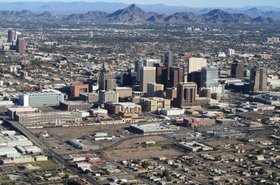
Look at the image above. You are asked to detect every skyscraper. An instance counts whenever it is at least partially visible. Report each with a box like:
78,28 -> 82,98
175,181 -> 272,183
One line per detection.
163,51 -> 173,68
200,66 -> 219,88
250,67 -> 268,92
231,60 -> 244,79
140,67 -> 156,94
99,63 -> 117,91
16,38 -> 25,55
169,66 -> 184,88
185,57 -> 207,74
154,63 -> 168,87
147,83 -> 164,97
134,59 -> 144,82
8,30 -> 16,43
176,82 -> 198,108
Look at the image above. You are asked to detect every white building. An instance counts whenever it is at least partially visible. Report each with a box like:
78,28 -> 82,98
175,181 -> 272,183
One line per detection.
19,89 -> 64,107
186,57 -> 207,73
160,108 -> 184,116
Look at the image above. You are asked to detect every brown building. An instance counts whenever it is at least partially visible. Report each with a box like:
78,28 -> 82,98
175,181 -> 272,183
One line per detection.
231,60 -> 244,80
104,102 -> 141,118
154,63 -> 168,87
183,118 -> 215,128
166,87 -> 177,100
140,97 -> 171,112
199,88 -> 211,98
8,30 -> 16,43
80,92 -> 99,103
250,67 -> 268,92
115,87 -> 133,98
176,82 -> 198,108
60,101 -> 92,111
70,83 -> 89,98
147,83 -> 164,97
169,66 -> 184,88
16,38 -> 25,55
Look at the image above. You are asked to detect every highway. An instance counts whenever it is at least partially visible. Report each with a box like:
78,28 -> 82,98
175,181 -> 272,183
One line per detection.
7,120 -> 101,185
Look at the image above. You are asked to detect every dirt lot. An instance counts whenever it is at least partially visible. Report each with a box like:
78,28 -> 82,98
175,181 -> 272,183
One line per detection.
104,146 -> 183,160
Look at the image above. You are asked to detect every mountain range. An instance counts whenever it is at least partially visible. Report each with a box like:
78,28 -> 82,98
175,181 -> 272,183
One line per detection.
0,4 -> 276,25
0,2 -> 280,20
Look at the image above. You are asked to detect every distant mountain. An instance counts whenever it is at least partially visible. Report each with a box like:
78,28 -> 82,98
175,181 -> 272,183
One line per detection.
0,5 -> 277,25
203,9 -> 252,24
106,4 -> 151,23
65,11 -> 108,22
164,12 -> 203,24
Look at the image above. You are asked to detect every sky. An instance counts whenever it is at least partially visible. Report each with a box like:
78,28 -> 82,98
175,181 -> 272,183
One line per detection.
0,0 -> 280,8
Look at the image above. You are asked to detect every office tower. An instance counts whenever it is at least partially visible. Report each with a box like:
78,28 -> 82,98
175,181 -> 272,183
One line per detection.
169,66 -> 184,88
166,87 -> 177,100
231,60 -> 244,79
140,67 -> 156,94
188,71 -> 201,89
176,82 -> 198,108
99,90 -> 119,104
143,58 -> 160,67
200,66 -> 219,88
154,63 -> 168,86
134,59 -> 144,82
147,83 -> 164,97
250,67 -> 268,92
8,30 -> 16,43
99,63 -> 117,91
70,83 -> 89,98
163,51 -> 173,67
122,69 -> 137,86
185,57 -> 207,74
16,38 -> 25,55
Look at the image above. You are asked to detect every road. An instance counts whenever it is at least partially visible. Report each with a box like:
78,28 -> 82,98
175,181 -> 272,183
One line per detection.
7,120 -> 101,185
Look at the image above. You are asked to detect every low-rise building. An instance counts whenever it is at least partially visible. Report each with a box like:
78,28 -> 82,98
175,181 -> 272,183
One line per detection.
140,97 -> 171,112
15,111 -> 82,126
60,101 -> 92,111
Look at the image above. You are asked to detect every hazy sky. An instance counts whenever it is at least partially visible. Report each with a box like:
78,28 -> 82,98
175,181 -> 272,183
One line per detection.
0,0 -> 280,8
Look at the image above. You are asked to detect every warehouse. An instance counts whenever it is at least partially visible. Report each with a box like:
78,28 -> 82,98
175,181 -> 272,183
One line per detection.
0,147 -> 19,156
67,139 -> 85,149
130,123 -> 179,135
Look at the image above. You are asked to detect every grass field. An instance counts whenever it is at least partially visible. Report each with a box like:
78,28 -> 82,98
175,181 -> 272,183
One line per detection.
31,160 -> 59,170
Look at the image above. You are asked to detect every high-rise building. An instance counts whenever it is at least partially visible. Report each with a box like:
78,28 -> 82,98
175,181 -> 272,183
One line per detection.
134,59 -> 144,82
16,38 -> 25,55
147,83 -> 164,97
188,71 -> 201,89
200,66 -> 219,88
166,87 -> 177,100
169,66 -> 184,88
140,67 -> 156,94
99,63 -> 117,91
143,58 -> 160,67
176,82 -> 198,108
99,90 -> 119,104
163,51 -> 173,67
70,83 -> 89,98
154,63 -> 168,86
231,60 -> 244,79
185,57 -> 207,74
250,67 -> 268,92
7,30 -> 16,43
